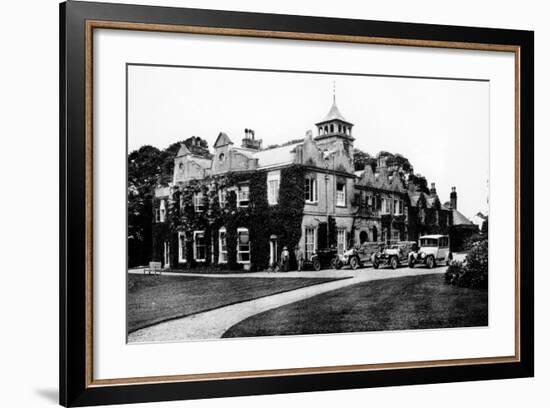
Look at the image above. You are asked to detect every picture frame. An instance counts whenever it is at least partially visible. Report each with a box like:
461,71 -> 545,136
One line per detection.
60,1 -> 534,406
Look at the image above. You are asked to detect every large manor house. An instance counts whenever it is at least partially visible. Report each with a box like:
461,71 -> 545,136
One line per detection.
152,95 -> 475,270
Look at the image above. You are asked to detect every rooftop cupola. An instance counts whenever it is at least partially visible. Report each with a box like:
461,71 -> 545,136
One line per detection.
315,84 -> 354,142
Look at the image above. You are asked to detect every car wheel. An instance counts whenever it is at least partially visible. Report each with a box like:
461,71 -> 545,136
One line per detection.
408,258 -> 415,268
390,256 -> 398,269
350,256 -> 359,270
330,258 -> 338,270
426,256 -> 435,269
373,259 -> 379,269
313,259 -> 321,271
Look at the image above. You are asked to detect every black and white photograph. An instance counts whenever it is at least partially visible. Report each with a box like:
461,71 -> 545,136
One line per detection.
126,65 -> 490,343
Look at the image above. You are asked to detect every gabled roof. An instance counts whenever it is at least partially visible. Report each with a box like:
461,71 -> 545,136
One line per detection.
453,209 -> 474,226
213,132 -> 233,148
176,143 -> 190,157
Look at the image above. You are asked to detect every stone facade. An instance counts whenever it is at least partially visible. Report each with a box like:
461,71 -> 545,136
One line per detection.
152,97 -> 469,270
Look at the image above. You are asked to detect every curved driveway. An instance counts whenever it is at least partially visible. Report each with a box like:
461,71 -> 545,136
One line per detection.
128,264 -> 451,343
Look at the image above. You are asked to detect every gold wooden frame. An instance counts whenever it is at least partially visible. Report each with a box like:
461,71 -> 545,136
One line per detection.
84,20 -> 521,388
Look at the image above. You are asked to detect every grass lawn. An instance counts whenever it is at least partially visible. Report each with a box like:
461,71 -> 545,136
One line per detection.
223,273 -> 488,338
127,274 -> 342,333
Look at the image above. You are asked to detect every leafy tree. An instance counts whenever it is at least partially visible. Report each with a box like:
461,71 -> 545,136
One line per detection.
353,148 -> 377,171
128,145 -> 163,267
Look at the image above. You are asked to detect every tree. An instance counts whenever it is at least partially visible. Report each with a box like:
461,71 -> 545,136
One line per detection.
127,145 -> 163,267
353,148 -> 377,171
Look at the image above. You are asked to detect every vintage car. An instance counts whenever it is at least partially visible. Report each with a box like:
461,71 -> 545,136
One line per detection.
371,241 -> 417,269
304,247 -> 342,271
408,234 -> 452,268
340,242 -> 380,269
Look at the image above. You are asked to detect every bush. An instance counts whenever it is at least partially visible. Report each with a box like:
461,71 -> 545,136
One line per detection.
444,239 -> 488,289
444,260 -> 464,285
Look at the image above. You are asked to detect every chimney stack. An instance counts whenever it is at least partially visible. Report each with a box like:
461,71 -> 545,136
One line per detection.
241,128 -> 262,150
430,182 -> 437,195
450,186 -> 457,210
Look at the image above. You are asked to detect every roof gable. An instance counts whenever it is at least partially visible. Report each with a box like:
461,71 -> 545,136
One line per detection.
213,132 -> 233,148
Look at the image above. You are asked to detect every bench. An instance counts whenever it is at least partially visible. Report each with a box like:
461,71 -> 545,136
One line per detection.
144,261 -> 162,275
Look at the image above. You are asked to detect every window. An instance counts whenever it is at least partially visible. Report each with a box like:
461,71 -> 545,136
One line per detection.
159,199 -> 166,222
267,171 -> 280,205
304,177 -> 318,203
394,199 -> 403,215
193,231 -> 206,262
336,183 -> 346,207
219,153 -> 225,162
392,230 -> 400,241
193,192 -> 205,213
238,185 -> 249,207
178,232 -> 186,263
305,227 -> 316,260
218,227 -> 227,263
381,198 -> 389,214
337,229 -> 347,255
218,188 -> 227,208
154,208 -> 160,223
237,228 -> 250,264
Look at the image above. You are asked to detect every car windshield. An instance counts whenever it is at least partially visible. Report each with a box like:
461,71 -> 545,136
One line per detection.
420,238 -> 438,247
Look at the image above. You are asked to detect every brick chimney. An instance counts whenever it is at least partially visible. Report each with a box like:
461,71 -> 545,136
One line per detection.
450,186 -> 457,210
430,182 -> 437,196
241,128 -> 262,150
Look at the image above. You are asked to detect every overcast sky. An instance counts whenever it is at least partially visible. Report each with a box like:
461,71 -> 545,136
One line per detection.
128,65 -> 489,219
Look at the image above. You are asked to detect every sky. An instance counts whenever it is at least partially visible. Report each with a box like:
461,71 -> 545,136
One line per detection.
128,65 -> 489,219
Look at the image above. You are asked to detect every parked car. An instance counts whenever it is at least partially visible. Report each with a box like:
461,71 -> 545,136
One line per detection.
303,247 -> 342,271
340,242 -> 380,269
408,234 -> 452,268
371,241 -> 416,269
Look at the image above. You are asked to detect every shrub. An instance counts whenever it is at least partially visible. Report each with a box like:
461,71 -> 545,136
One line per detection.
461,239 -> 488,289
444,239 -> 488,289
444,260 -> 464,285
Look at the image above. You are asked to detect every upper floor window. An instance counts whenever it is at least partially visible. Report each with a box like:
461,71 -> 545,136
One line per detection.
237,185 -> 249,207
304,177 -> 318,203
267,171 -> 280,205
381,198 -> 389,214
394,199 -> 403,215
219,153 -> 225,162
336,183 -> 346,207
237,228 -> 250,264
218,188 -> 227,208
159,199 -> 167,222
193,192 -> 205,213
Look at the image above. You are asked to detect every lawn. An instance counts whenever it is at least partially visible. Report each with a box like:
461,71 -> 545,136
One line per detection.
127,274 -> 341,333
223,273 -> 488,338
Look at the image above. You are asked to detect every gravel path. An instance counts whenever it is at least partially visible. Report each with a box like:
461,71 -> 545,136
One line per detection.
128,264 -> 450,343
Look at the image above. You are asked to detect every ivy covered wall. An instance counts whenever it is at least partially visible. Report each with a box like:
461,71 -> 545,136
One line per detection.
151,165 -> 306,271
